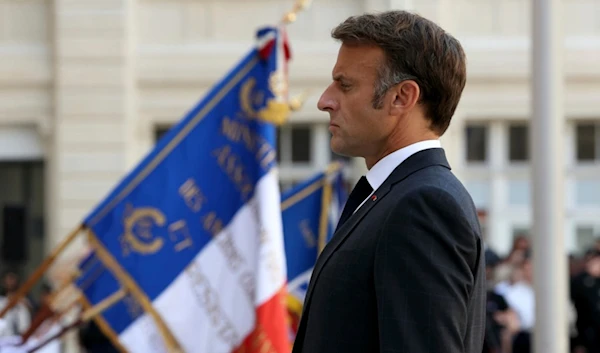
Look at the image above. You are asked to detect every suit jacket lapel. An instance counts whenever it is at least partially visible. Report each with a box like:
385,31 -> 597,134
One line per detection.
302,148 -> 451,311
301,181 -> 391,309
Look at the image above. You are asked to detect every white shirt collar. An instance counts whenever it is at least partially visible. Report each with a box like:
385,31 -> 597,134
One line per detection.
365,140 -> 442,191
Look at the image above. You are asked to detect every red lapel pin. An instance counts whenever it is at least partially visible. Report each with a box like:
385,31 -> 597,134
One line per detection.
371,195 -> 377,201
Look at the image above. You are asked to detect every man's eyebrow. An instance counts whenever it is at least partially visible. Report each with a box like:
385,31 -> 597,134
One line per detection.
333,74 -> 350,82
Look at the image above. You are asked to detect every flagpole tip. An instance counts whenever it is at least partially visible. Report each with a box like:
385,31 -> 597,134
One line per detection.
281,0 -> 313,24
283,13 -> 297,24
289,89 -> 311,111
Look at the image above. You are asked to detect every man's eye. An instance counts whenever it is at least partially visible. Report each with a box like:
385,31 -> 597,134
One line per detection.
340,83 -> 351,91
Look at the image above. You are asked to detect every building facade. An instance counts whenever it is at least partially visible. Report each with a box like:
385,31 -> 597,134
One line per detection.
0,0 -> 599,291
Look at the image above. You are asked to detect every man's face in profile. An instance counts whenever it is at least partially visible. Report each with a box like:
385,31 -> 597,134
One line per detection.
317,44 -> 394,159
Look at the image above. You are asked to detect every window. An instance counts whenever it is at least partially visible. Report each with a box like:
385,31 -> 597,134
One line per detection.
155,126 -> 171,143
575,179 -> 600,206
576,225 -> 600,254
0,161 -> 45,296
508,124 -> 529,161
279,181 -> 298,193
508,179 -> 530,205
276,128 -> 282,162
291,126 -> 311,162
512,227 -> 530,237
276,125 -> 313,164
465,124 -> 488,162
464,180 -> 489,209
576,122 -> 599,161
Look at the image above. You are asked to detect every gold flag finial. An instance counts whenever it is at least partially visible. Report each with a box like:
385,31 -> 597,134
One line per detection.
282,0 -> 313,24
289,89 -> 311,111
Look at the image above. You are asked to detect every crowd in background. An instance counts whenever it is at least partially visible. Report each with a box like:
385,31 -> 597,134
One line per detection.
484,235 -> 600,353
0,270 -> 38,338
0,271 -> 117,352
0,270 -> 59,351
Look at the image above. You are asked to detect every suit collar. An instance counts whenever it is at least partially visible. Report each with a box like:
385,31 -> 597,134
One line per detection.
302,148 -> 451,312
385,147 -> 450,187
366,140 -> 442,191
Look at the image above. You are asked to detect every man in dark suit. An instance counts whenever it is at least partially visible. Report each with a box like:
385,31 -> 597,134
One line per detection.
292,11 -> 486,353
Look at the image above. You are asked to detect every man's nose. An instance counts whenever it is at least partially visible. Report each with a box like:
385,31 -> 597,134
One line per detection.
317,86 -> 337,112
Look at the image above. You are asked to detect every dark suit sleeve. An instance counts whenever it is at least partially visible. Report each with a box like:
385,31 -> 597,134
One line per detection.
374,186 -> 480,353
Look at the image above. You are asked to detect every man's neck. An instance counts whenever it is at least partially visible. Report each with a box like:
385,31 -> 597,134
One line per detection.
365,135 -> 439,169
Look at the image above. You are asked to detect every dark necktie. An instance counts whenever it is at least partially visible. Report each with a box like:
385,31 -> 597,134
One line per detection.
335,176 -> 373,231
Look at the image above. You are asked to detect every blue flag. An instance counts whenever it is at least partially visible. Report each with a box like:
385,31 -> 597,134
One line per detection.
280,163 -> 347,334
76,26 -> 293,353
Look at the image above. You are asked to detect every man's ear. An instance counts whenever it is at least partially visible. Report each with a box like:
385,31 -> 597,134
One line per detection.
389,80 -> 420,116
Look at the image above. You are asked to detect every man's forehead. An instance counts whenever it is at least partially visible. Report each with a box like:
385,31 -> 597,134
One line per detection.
333,44 -> 383,76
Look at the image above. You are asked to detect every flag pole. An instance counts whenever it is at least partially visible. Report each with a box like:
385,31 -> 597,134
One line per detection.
317,161 -> 343,253
22,269 -> 94,346
79,295 -> 129,353
19,272 -> 78,337
531,0 -> 567,352
79,288 -> 128,322
26,288 -> 129,353
281,0 -> 313,24
0,224 -> 84,318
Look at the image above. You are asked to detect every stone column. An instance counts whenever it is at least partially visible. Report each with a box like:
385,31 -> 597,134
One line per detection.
48,0 -> 137,269
443,109 -> 465,181
488,121 -> 510,254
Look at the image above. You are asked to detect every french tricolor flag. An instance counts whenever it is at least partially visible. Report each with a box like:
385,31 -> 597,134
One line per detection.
56,25 -> 294,353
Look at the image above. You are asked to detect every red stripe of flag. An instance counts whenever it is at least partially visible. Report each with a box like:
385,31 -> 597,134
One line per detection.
233,287 -> 291,353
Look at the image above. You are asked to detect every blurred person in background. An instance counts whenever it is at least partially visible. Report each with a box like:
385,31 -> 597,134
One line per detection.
593,239 -> 600,254
0,271 -> 31,338
570,254 -> 586,279
24,282 -> 61,353
0,271 -> 34,314
483,252 -> 520,353
571,249 -> 600,353
494,255 -> 526,298
502,251 -> 534,353
493,235 -> 530,296
568,253 -> 585,352
1,272 -> 19,295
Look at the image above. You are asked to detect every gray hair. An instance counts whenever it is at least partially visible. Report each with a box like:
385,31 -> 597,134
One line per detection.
372,64 -> 418,109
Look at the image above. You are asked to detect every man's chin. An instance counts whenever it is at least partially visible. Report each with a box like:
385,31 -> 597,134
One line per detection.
330,140 -> 354,158
329,139 -> 343,155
